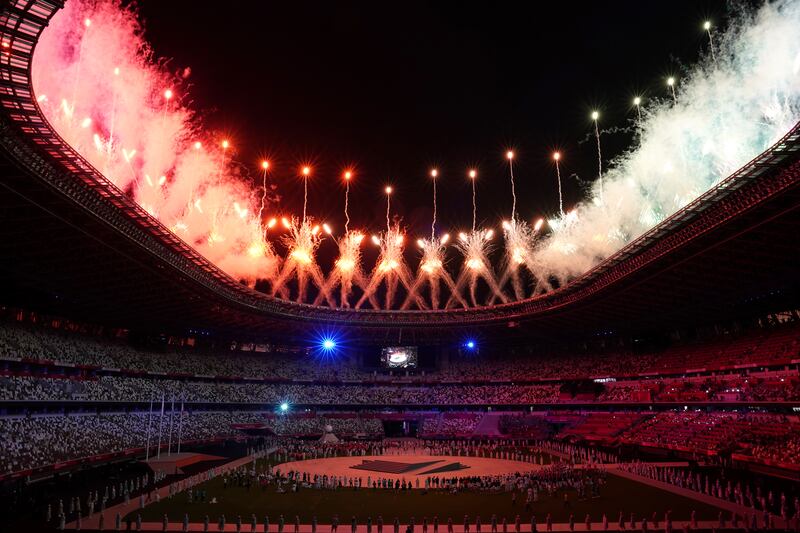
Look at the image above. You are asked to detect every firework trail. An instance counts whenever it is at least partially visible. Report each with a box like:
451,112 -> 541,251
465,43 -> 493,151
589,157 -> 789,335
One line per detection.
258,161 -> 269,231
667,77 -> 678,103
344,171 -> 352,233
468,169 -> 478,231
301,166 -> 311,224
506,151 -> 517,220
704,21 -> 717,66
633,97 -> 642,124
591,111 -> 603,202
553,152 -> 565,217
384,186 -> 392,231
430,169 -> 438,240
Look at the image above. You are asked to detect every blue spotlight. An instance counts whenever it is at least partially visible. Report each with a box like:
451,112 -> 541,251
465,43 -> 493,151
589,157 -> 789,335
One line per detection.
279,402 -> 289,412
465,340 -> 476,350
322,338 -> 336,351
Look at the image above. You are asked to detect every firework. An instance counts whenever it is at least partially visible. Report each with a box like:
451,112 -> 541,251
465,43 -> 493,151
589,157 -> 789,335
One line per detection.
384,185 -> 393,231
553,151 -> 564,217
316,230 -> 369,308
404,234 -> 464,310
343,170 -> 352,233
430,168 -> 438,239
591,110 -> 603,202
496,219 -> 536,300
356,224 -> 422,310
667,77 -> 677,104
301,166 -> 311,224
704,21 -> 717,65
468,169 -> 478,231
447,229 -> 507,308
506,150 -> 517,220
258,160 -> 270,233
31,0 -> 800,311
633,96 -> 643,123
271,217 -> 332,305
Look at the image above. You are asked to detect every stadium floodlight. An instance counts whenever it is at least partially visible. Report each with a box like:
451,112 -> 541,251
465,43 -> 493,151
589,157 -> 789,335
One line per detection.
322,338 -> 336,351
465,340 -> 476,350
280,402 -> 289,412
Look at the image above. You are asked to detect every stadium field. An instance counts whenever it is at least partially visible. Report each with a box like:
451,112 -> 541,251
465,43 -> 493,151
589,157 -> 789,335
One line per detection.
134,470 -> 723,524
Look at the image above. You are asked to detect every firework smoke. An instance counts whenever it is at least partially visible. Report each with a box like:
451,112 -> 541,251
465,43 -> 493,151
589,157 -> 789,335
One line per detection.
535,0 -> 800,285
30,0 -> 800,309
33,0 -> 278,284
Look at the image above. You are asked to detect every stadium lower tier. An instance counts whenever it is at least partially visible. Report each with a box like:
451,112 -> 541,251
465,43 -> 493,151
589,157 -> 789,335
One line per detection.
2,410 -> 799,478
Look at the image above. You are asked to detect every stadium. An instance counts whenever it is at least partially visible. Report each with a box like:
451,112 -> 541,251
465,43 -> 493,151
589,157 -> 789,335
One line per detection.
1,0 -> 800,531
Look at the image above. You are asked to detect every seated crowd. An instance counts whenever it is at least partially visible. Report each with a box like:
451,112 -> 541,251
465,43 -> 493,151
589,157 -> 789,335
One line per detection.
2,319 -> 800,479
0,375 -> 566,405
2,320 -> 799,385
0,411 -> 265,475
3,409 -> 800,476
1,412 -> 391,475
4,370 -> 799,405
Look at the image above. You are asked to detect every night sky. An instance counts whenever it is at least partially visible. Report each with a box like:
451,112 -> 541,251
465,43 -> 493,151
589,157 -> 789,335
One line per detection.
133,1 -> 728,250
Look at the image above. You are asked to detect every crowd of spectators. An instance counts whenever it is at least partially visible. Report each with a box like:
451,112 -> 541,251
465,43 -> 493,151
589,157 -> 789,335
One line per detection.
2,321 -> 799,385
8,370 -> 800,406
0,324 -> 363,381
498,414 -> 553,439
751,431 -> 800,465
619,412 -> 800,459
0,411 -> 395,474
3,408 -> 799,481
270,416 -> 383,437
0,374 -> 567,405
0,411 -> 264,475
595,372 -> 800,403
420,413 -> 484,437
3,320 -> 800,478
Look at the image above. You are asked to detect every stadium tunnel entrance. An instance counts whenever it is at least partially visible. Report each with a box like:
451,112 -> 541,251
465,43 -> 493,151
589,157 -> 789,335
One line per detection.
382,419 -> 419,438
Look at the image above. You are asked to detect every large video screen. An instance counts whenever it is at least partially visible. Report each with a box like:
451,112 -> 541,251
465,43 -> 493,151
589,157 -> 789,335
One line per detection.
381,346 -> 418,369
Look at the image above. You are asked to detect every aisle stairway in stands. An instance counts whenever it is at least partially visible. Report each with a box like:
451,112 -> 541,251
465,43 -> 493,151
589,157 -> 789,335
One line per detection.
473,413 -> 502,437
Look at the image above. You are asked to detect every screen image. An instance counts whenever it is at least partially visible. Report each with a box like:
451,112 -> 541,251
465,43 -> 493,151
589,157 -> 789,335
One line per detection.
381,346 -> 418,369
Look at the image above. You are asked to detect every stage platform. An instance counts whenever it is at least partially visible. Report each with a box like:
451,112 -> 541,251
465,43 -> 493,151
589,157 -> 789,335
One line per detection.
350,459 -> 444,474
144,452 -> 224,475
276,454 -> 539,482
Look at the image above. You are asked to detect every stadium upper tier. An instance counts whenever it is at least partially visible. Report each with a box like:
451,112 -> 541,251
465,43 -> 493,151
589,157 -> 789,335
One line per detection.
1,1 -> 800,340
1,321 -> 798,406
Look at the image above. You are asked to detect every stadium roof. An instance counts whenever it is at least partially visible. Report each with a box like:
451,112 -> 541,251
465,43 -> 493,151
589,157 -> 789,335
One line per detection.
0,0 -> 799,344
